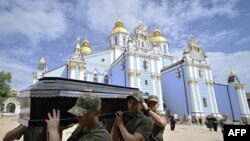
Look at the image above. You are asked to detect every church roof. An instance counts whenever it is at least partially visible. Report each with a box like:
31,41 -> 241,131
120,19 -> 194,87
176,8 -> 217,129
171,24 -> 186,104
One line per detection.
151,29 -> 167,42
81,39 -> 92,55
111,18 -> 129,35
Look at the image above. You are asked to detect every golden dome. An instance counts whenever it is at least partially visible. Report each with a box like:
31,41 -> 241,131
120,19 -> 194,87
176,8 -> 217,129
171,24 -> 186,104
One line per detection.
81,39 -> 92,55
111,18 -> 129,34
39,57 -> 46,64
152,29 -> 167,42
229,70 -> 236,77
11,88 -> 17,96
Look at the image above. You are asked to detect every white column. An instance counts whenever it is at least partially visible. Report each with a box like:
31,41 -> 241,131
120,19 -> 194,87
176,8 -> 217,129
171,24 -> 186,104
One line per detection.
239,87 -> 247,115
157,58 -> 163,73
111,50 -> 114,63
79,69 -> 84,80
208,70 -> 213,81
189,82 -> 199,113
207,85 -> 215,113
210,85 -> 219,113
151,59 -> 156,95
187,65 -> 193,80
191,66 -> 199,112
70,67 -> 75,79
129,56 -> 134,87
194,82 -> 202,113
158,79 -> 164,111
236,86 -> 246,115
241,88 -> 250,116
136,57 -> 141,90
115,49 -> 121,60
156,58 -> 164,111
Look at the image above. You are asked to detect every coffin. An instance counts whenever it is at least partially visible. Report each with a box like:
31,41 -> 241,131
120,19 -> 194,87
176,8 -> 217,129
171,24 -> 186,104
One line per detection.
18,77 -> 146,127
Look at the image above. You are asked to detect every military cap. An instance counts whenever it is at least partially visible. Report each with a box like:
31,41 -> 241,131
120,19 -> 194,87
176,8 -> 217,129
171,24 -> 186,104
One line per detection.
148,95 -> 159,102
68,93 -> 101,117
127,92 -> 144,102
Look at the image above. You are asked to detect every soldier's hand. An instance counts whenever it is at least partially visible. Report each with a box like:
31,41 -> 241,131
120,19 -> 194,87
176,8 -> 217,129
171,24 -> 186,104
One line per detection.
141,101 -> 148,110
115,111 -> 123,127
46,109 -> 60,131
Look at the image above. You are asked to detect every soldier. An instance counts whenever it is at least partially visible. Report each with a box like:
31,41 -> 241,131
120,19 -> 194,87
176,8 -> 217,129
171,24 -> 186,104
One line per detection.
46,93 -> 112,141
111,92 -> 153,141
142,95 -> 167,141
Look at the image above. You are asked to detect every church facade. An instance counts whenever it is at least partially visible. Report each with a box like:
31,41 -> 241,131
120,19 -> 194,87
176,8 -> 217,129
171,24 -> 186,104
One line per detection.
32,18 -> 250,122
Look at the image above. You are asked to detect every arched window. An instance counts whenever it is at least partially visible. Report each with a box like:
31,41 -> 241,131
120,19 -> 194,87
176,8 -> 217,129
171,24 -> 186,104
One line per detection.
202,98 -> 207,107
141,41 -> 144,47
93,73 -> 98,82
123,36 -> 126,46
6,103 -> 15,113
143,60 -> 148,70
104,75 -> 109,84
114,37 -> 118,45
163,45 -> 167,54
84,73 -> 87,81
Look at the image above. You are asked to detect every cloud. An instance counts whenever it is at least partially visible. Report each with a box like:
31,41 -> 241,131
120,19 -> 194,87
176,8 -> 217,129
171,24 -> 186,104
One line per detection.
235,36 -> 250,46
207,51 -> 250,92
83,0 -> 239,39
197,29 -> 239,49
0,0 -> 67,45
0,53 -> 35,91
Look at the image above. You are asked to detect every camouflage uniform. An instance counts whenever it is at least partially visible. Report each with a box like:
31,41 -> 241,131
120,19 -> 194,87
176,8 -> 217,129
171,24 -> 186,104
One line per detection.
121,111 -> 153,141
151,112 -> 165,141
67,123 -> 111,141
116,92 -> 153,141
147,95 -> 166,141
67,93 -> 112,141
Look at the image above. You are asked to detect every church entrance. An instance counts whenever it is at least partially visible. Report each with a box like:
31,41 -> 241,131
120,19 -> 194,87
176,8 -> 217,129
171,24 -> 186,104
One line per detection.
6,103 -> 16,113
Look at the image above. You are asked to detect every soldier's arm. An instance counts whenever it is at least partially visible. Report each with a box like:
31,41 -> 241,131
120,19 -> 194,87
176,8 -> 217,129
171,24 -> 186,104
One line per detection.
111,119 -> 119,141
147,110 -> 167,127
142,102 -> 166,127
3,124 -> 26,141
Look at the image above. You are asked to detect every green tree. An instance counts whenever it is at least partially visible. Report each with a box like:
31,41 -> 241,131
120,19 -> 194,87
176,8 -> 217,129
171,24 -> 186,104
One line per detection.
0,71 -> 12,98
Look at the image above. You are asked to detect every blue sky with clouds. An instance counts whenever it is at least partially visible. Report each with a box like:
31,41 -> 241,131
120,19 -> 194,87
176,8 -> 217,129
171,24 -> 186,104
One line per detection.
0,0 -> 250,92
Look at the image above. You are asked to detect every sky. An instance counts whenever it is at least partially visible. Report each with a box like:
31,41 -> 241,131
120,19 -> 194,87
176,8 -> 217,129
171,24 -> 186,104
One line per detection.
0,0 -> 250,92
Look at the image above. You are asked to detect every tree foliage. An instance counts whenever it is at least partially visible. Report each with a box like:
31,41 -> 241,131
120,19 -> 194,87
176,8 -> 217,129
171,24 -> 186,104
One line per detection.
0,71 -> 12,98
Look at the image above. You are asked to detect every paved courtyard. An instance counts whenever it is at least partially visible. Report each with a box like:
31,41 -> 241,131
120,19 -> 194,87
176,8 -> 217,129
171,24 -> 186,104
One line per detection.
0,116 -> 223,141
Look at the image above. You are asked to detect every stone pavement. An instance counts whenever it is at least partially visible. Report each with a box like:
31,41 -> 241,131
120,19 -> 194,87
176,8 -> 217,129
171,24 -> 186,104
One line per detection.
0,116 -> 223,141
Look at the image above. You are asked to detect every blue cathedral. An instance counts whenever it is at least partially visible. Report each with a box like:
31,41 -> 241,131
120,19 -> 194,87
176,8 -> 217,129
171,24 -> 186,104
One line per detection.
33,17 -> 250,123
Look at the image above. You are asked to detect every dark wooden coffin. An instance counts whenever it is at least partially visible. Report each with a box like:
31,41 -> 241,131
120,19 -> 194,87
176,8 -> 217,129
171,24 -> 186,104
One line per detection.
18,77 -> 145,127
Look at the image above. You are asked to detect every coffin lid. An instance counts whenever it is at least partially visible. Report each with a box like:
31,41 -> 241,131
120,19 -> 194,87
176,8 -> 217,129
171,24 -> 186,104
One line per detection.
19,77 -> 145,98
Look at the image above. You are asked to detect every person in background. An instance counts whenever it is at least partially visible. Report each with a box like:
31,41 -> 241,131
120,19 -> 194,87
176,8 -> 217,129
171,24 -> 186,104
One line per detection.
111,92 -> 153,141
142,95 -> 167,141
169,113 -> 176,131
46,93 -> 112,141
198,116 -> 203,126
212,115 -> 218,131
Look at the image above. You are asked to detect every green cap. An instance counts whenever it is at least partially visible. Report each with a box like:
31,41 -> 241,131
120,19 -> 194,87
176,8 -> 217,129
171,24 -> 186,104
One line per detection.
68,93 -> 101,117
127,92 -> 144,102
148,95 -> 159,102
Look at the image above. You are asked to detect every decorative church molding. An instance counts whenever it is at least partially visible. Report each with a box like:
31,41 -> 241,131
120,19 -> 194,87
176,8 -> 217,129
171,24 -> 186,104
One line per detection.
70,64 -> 76,70
128,71 -> 135,77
